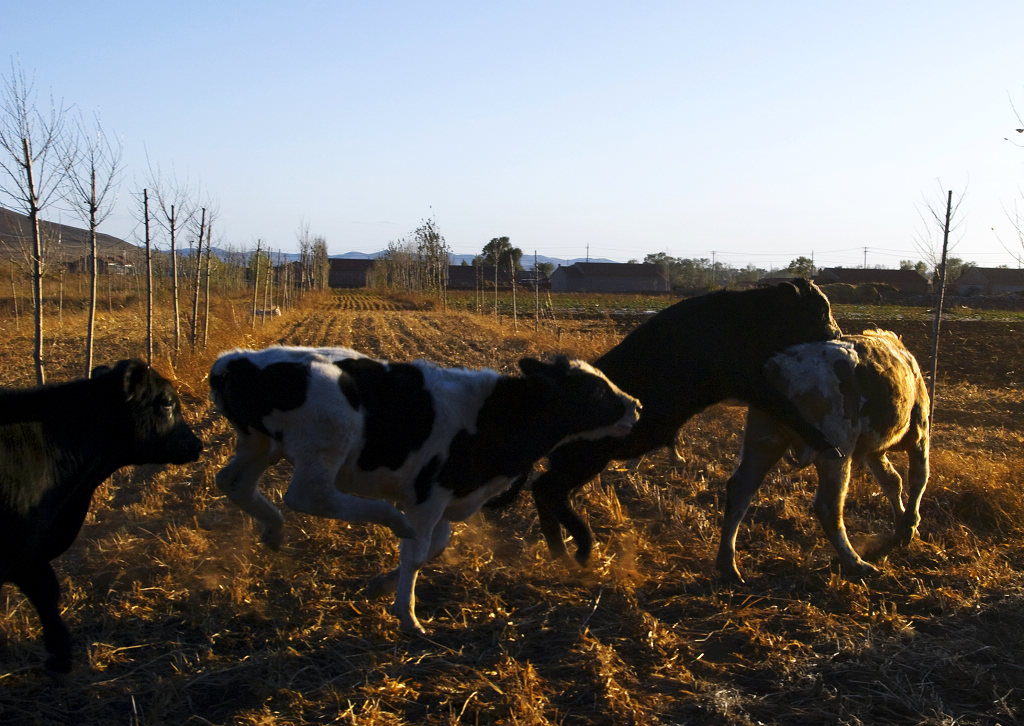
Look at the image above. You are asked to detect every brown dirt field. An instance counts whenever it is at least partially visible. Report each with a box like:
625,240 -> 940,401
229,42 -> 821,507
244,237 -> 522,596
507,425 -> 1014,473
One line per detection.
1,293 -> 1023,725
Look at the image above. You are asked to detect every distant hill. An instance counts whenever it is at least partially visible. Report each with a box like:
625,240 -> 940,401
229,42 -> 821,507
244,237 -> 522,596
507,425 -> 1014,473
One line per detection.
0,207 -> 617,270
326,250 -> 616,269
0,206 -> 138,262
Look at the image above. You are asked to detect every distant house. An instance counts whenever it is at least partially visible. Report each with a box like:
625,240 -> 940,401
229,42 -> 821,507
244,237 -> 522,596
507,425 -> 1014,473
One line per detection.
446,265 -> 549,290
952,267 -> 1024,296
549,262 -> 670,293
65,255 -> 134,275
814,267 -> 930,295
447,265 -> 492,290
328,258 -> 376,288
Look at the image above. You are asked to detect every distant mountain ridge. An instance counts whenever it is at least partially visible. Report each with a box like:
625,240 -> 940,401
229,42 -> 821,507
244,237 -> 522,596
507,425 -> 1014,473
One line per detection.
327,250 -> 617,269
1,206 -> 616,269
0,206 -> 137,261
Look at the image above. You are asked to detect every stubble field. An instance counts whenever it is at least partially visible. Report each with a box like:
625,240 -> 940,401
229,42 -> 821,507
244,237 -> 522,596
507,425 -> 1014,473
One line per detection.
1,288 -> 1023,725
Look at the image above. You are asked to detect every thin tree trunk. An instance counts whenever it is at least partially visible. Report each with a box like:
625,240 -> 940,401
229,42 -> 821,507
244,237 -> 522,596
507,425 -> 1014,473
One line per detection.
144,189 -> 153,365
25,137 -> 45,384
929,189 -> 953,423
534,251 -> 540,332
170,203 -> 180,356
86,216 -> 97,376
190,207 -> 206,347
251,240 -> 261,327
10,264 -> 19,331
266,251 -> 274,323
202,220 -> 213,348
510,251 -> 518,333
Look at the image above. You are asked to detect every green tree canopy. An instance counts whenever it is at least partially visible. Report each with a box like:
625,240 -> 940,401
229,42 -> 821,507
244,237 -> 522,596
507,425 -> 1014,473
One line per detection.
786,256 -> 815,278
478,236 -> 523,273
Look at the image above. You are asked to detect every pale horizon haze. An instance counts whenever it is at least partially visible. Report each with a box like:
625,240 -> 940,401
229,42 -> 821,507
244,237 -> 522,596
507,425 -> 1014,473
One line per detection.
5,1 -> 1024,271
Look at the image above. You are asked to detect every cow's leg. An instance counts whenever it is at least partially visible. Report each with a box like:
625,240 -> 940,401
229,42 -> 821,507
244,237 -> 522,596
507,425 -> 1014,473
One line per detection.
865,452 -> 906,524
13,562 -> 72,673
750,384 -> 843,458
716,409 -> 792,582
215,432 -> 286,549
391,497 -> 451,634
284,458 -> 414,539
895,435 -> 930,546
813,457 -> 876,576
368,518 -> 451,598
531,451 -> 610,567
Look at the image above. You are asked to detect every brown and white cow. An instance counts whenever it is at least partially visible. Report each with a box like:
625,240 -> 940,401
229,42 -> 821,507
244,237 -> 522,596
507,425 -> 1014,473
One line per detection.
209,345 -> 641,634
716,329 -> 930,581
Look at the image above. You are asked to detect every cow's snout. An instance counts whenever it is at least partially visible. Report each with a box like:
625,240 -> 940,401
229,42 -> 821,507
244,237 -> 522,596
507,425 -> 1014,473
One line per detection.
612,396 -> 642,436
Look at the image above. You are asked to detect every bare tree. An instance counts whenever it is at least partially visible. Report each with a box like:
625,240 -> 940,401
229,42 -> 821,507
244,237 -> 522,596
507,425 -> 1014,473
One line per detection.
251,239 -> 263,327
62,111 -> 122,375
149,165 -> 195,358
0,61 -> 69,383
139,188 -> 155,364
414,217 -> 449,306
202,218 -> 214,348
296,220 -> 313,293
189,203 -> 216,347
311,235 -> 329,290
915,184 -> 965,422
1001,97 -> 1024,262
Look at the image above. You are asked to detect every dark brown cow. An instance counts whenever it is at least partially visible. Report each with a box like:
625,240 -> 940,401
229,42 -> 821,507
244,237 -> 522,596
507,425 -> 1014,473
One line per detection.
1,360 -> 203,672
716,329 -> 930,580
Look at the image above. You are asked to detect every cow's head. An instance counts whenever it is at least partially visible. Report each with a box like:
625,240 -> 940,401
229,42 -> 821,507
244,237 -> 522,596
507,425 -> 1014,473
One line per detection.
518,356 -> 641,442
775,279 -> 842,345
96,360 -> 203,466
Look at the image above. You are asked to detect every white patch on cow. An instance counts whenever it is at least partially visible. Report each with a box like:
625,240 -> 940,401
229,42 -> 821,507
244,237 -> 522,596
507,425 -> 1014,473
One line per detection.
718,329 -> 930,581
765,339 -> 862,451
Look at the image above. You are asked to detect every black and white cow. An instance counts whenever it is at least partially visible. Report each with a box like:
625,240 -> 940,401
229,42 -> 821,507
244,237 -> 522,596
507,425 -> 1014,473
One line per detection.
1,360 -> 203,673
716,329 -> 930,581
521,279 -> 843,567
209,345 -> 641,634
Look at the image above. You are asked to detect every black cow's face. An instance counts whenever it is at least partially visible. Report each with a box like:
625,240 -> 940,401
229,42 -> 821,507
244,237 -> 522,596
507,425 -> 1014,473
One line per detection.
112,360 -> 203,466
519,357 -> 641,440
785,279 -> 842,344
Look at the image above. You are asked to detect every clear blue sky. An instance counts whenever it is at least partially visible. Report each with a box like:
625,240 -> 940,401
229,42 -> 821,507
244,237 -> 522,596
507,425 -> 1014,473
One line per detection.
6,1 -> 1024,270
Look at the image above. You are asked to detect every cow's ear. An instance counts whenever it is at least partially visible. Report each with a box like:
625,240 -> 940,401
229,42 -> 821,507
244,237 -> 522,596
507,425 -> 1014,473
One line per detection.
518,357 -> 548,377
118,359 -> 152,401
790,278 -> 812,294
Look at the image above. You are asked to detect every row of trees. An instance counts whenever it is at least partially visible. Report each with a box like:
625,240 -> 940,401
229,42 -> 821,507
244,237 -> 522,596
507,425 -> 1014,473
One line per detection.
0,62 -> 332,383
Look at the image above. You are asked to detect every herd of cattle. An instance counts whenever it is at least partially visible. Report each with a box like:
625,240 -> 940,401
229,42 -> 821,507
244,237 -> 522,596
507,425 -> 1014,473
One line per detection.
0,280 -> 931,673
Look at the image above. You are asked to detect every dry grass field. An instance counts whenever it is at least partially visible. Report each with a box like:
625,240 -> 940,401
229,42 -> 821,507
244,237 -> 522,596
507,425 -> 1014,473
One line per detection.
1,287 -> 1023,725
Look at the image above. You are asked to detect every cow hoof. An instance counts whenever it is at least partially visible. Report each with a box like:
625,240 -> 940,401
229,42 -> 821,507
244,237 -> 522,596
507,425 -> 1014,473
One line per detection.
842,560 -> 879,579
261,527 -> 284,551
894,529 -> 916,547
717,567 -> 745,585
573,548 -> 594,569
45,654 -> 73,676
366,572 -> 399,598
399,618 -> 427,636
